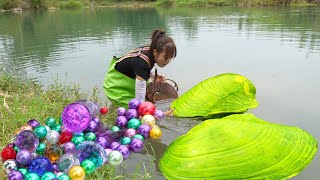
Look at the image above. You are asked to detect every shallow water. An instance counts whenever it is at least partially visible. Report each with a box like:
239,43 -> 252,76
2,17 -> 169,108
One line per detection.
0,6 -> 319,179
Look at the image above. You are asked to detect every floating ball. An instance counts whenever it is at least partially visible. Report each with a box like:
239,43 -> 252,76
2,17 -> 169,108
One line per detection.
124,128 -> 137,138
150,127 -> 163,139
25,172 -> 40,180
46,130 -> 60,144
141,114 -> 156,127
116,107 -> 126,116
100,107 -> 108,115
127,118 -> 141,130
28,156 -> 53,176
138,102 -> 156,116
154,110 -> 165,121
75,99 -> 101,117
125,109 -> 139,119
16,150 -> 33,165
63,142 -> 76,154
15,130 -> 39,152
115,116 -> 128,128
45,117 -> 56,128
128,98 -> 141,109
117,145 -> 130,159
2,159 -> 18,174
137,124 -> 151,138
61,103 -> 91,133
68,165 -> 85,180
8,170 -> 23,180
34,126 -> 48,139
80,159 -> 96,175
44,144 -> 63,162
75,141 -> 107,167
129,138 -> 144,152
41,172 -> 56,180
57,153 -> 80,173
27,119 -> 40,128
108,150 -> 123,167
1,147 -> 16,162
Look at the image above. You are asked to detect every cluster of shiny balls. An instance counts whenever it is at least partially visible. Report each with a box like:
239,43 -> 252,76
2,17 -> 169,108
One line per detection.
1,99 -> 165,180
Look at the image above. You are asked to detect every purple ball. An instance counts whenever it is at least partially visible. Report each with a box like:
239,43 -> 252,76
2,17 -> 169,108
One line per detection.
116,107 -> 126,116
128,98 -> 141,110
117,145 -> 130,159
61,103 -> 91,132
97,137 -> 109,149
92,117 -> 100,124
52,163 -> 59,171
129,138 -> 144,152
137,124 -> 151,138
109,142 -> 120,150
86,121 -> 98,132
63,142 -> 76,153
27,119 -> 40,128
126,109 -> 139,119
16,150 -> 33,165
8,170 -> 23,180
15,130 -> 39,152
154,110 -> 165,121
115,116 -> 128,128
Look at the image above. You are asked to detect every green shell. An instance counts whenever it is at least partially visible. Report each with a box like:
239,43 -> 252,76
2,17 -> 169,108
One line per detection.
171,73 -> 259,118
159,114 -> 318,179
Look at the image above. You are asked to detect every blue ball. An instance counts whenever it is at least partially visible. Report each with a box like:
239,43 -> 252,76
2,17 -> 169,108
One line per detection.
28,156 -> 53,176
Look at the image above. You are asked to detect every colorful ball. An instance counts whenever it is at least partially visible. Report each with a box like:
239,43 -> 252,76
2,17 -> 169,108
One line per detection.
58,174 -> 70,180
16,124 -> 33,134
15,130 -> 39,152
128,98 -> 141,109
45,117 -> 56,128
154,110 -> 165,120
1,147 -> 16,162
96,136 -> 109,149
125,109 -> 139,119
18,168 -> 28,176
75,141 -> 107,167
100,107 -> 108,115
43,125 -> 51,133
92,117 -> 100,125
28,156 -> 53,176
80,159 -> 96,174
132,134 -> 145,141
129,138 -> 144,152
138,101 -> 156,116
75,99 -> 100,117
46,130 -> 60,144
2,159 -> 18,174
124,128 -> 137,138
57,153 -> 80,173
51,124 -> 62,133
41,172 -> 56,180
27,119 -> 40,128
59,131 -> 73,145
115,116 -> 128,128
120,137 -> 131,145
150,127 -> 163,139
63,142 -> 76,153
61,103 -> 91,133
34,126 -> 48,139
109,142 -> 120,150
127,118 -> 141,130
71,135 -> 85,146
25,172 -> 40,180
108,150 -> 123,167
137,124 -> 152,138
68,165 -> 85,180
16,150 -> 33,165
105,148 -> 112,156
117,145 -> 130,159
44,144 -> 63,162
8,170 -> 23,180
141,114 -> 156,127
116,107 -> 126,116
36,143 -> 46,155
84,132 -> 96,141
85,121 -> 98,133
110,125 -> 120,132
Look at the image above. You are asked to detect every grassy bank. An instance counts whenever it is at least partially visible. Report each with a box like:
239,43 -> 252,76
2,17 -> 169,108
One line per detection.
0,0 -> 318,10
0,73 -> 154,179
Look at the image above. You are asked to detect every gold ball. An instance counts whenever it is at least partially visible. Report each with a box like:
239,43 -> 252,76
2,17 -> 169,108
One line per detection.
68,165 -> 85,180
141,114 -> 156,127
150,127 -> 162,139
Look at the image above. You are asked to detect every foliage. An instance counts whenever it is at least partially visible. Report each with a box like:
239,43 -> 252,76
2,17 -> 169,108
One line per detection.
0,0 -> 20,10
60,0 -> 84,9
156,0 -> 175,7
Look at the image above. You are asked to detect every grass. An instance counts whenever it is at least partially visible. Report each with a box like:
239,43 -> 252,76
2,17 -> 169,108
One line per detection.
0,73 -> 156,179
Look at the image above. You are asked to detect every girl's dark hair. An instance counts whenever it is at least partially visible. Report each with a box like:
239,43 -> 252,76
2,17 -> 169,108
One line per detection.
148,29 -> 177,61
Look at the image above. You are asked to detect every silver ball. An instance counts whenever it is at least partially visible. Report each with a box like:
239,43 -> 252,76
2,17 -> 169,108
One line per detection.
2,159 -> 18,174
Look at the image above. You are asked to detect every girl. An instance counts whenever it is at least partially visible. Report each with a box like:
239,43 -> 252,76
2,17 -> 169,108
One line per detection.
103,29 -> 177,114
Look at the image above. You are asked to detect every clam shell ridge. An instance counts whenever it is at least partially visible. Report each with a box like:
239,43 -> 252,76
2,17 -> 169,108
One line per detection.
171,73 -> 259,118
159,114 -> 318,179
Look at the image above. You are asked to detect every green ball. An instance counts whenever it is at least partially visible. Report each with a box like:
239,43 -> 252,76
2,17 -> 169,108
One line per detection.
110,125 -> 120,132
14,146 -> 19,152
85,132 -> 96,141
127,118 -> 141,130
52,124 -> 61,133
18,168 -> 28,176
36,142 -> 47,155
120,137 -> 131,145
25,172 -> 40,180
58,174 -> 70,180
72,135 -> 85,146
81,159 -> 96,174
34,126 -> 47,138
41,172 -> 56,180
133,134 -> 144,141
46,117 -> 56,128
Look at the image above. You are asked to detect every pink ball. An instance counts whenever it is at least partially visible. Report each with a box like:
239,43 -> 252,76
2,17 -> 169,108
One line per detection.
124,128 -> 137,138
154,110 -> 165,121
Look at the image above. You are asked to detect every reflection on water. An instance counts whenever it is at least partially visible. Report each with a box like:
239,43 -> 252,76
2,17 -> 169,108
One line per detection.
1,6 -> 320,179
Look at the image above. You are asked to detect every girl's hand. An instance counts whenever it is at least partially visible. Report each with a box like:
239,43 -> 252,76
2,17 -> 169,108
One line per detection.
156,74 -> 166,83
164,109 -> 174,117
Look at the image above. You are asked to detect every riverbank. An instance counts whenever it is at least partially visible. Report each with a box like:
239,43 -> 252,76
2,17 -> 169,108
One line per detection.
0,0 -> 319,11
